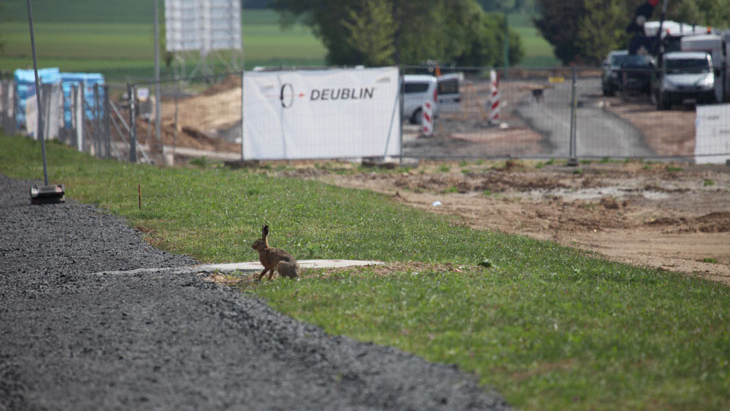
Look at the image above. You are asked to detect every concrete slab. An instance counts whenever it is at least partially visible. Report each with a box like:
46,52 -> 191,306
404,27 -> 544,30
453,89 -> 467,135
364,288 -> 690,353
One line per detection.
93,260 -> 383,277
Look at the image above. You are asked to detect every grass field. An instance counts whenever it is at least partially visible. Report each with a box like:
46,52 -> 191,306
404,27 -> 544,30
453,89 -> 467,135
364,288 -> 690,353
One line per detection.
2,133 -> 728,411
1,2 -> 558,81
1,6 -> 328,81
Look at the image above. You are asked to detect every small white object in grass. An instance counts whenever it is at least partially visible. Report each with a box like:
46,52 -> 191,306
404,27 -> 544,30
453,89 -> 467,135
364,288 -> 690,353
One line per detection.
432,201 -> 442,207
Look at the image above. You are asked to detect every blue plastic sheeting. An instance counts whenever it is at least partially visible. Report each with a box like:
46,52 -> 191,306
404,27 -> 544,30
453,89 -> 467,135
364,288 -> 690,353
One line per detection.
13,68 -> 105,130
14,68 -> 61,128
60,72 -> 105,129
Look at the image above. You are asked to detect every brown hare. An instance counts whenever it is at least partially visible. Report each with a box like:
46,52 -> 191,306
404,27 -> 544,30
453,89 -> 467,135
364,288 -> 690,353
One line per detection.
251,225 -> 300,281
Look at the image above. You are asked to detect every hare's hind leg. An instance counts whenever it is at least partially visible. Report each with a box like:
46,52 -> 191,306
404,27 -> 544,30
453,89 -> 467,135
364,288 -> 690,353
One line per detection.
277,261 -> 300,279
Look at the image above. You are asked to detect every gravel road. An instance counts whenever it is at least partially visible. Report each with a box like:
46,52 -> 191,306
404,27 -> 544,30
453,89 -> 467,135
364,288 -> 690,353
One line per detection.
516,78 -> 654,158
0,174 -> 510,411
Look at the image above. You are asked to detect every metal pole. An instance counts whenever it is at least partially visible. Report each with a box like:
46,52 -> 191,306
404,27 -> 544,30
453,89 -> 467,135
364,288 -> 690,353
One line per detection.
241,66 -> 246,161
25,0 -> 48,185
94,84 -> 101,156
103,85 -> 111,159
1,79 -> 8,133
174,77 -> 179,163
503,12 -> 510,80
128,83 -> 137,163
240,3 -> 246,161
383,75 -> 400,161
398,65 -> 404,165
568,66 -> 578,166
154,0 -> 162,149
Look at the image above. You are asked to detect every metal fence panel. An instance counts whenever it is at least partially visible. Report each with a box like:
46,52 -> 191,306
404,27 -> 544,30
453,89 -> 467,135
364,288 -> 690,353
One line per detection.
4,66 -> 729,164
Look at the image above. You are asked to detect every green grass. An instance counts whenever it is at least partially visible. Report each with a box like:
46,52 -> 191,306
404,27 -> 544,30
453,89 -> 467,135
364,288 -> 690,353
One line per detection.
4,133 -> 726,411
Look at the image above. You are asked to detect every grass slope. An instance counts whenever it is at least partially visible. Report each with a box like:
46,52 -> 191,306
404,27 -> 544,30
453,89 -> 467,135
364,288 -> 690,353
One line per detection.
3,133 -> 726,411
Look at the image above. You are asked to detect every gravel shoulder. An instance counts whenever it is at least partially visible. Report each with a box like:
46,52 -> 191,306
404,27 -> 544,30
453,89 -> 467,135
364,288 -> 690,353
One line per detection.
0,174 -> 509,411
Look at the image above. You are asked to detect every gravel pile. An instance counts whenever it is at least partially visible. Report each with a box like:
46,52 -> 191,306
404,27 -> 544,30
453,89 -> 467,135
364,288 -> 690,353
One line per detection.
0,174 -> 510,411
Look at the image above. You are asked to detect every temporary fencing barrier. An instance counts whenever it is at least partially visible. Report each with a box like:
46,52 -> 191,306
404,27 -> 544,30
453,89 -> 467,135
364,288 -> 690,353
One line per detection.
3,65 -> 730,165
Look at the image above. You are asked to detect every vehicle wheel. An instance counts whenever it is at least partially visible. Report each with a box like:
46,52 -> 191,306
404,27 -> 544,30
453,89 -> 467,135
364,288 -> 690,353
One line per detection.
410,108 -> 422,125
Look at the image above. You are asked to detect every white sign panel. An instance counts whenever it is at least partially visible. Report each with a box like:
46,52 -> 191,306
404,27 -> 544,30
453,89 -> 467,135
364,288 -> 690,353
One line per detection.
695,104 -> 730,164
165,0 -> 241,54
243,67 -> 401,160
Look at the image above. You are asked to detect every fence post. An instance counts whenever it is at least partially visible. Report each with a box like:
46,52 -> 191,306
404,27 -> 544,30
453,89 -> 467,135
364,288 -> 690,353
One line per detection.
567,66 -> 578,166
41,83 -> 51,144
128,83 -> 137,163
240,70 -> 244,161
103,85 -> 111,159
398,65 -> 404,165
93,84 -> 101,157
10,81 -> 17,136
75,84 -> 84,152
1,79 -> 8,134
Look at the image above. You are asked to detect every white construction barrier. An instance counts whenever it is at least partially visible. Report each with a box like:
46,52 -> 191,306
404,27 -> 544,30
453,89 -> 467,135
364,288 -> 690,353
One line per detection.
695,104 -> 730,164
243,67 -> 401,160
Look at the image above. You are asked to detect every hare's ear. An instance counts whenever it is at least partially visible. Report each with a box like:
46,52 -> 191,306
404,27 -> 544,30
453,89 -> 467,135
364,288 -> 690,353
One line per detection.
262,225 -> 269,238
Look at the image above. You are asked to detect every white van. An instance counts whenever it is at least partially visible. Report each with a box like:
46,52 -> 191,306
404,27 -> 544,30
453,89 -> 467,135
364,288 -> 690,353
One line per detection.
402,75 -> 439,124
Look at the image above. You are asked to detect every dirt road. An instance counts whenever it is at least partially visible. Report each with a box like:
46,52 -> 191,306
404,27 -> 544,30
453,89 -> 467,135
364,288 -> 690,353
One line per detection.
0,174 -> 509,411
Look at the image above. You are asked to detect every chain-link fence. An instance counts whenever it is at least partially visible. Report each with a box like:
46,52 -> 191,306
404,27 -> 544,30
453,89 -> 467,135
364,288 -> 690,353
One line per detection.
1,74 -> 118,160
3,67 -> 728,164
402,65 -> 717,161
126,73 -> 243,165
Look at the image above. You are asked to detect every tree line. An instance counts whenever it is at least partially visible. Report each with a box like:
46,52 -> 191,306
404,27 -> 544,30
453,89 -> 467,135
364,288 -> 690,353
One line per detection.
535,0 -> 730,65
271,0 -> 524,67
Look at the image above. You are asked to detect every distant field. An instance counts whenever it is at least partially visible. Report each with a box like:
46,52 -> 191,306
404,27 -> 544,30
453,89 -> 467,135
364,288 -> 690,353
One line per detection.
0,2 -> 558,81
1,6 -> 328,82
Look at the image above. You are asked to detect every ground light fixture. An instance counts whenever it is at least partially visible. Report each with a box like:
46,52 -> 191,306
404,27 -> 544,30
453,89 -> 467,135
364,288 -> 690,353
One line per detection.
25,0 -> 65,204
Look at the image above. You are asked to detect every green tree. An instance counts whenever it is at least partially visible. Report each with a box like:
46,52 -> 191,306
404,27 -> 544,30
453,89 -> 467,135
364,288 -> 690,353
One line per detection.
577,0 -> 631,64
272,0 -> 522,67
533,0 -> 586,64
476,0 -> 536,12
668,0 -> 730,28
342,0 -> 396,66
536,0 -> 730,65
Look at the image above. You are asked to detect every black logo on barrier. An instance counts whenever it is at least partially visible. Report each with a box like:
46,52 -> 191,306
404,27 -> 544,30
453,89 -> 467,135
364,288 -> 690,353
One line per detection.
280,83 -> 295,108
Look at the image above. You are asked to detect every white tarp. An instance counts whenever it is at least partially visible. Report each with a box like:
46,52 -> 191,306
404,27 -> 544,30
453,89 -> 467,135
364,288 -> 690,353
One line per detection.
165,0 -> 241,54
695,104 -> 730,164
243,67 -> 401,160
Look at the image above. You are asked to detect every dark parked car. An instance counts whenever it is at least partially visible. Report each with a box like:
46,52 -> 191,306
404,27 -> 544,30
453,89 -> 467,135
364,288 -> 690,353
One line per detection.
602,50 -> 654,96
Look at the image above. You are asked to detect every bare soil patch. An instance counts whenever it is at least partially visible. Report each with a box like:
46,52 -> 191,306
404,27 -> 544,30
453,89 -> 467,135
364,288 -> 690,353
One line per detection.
287,161 -> 730,284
